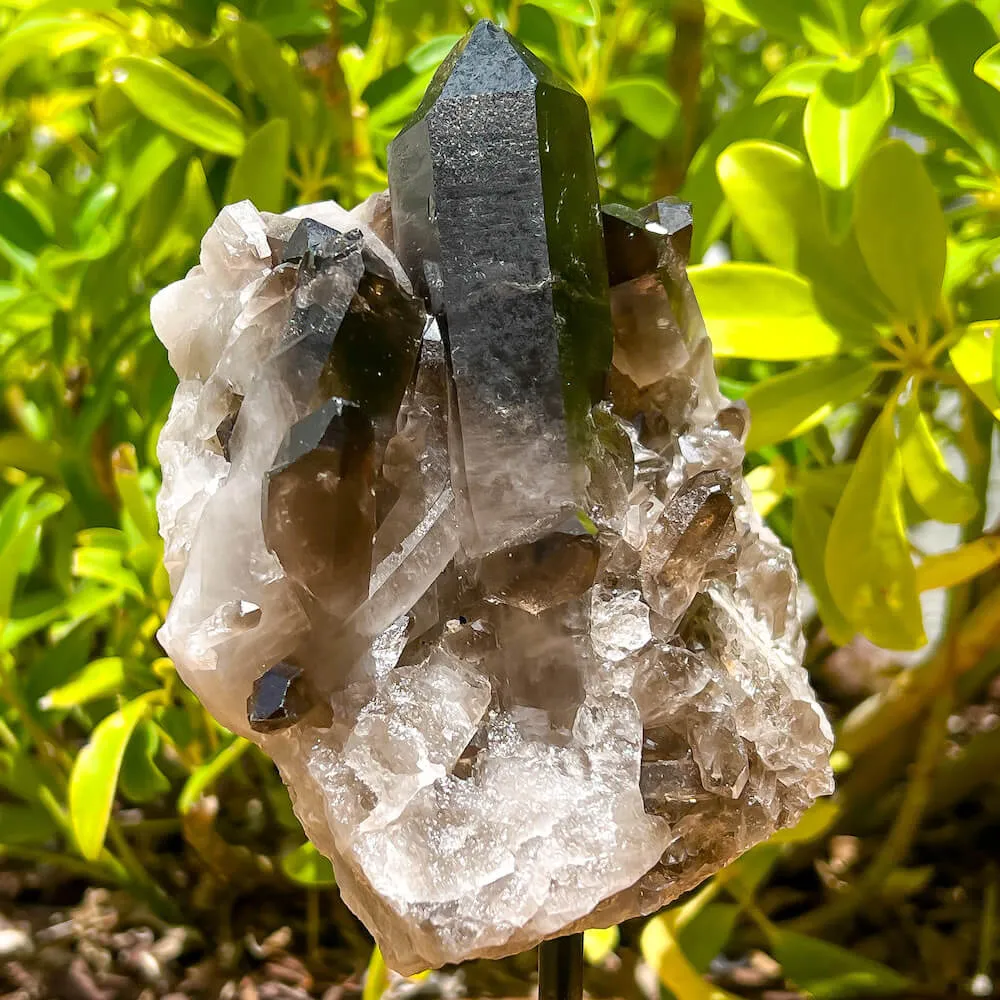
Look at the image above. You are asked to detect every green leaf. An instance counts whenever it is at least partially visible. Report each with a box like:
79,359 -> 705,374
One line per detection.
39,656 -> 125,710
899,398 -> 978,524
854,140 -> 946,328
976,42 -> 1000,92
224,119 -> 290,214
406,35 -> 463,73
770,930 -> 910,998
928,3 -> 1000,150
716,140 -> 889,327
178,737 -> 251,814
917,536 -> 1000,591
118,721 -> 170,804
640,912 -> 742,1000
677,904 -> 740,972
951,322 -> 1000,420
604,78 -> 680,139
757,59 -> 832,102
689,264 -> 844,359
744,358 -> 876,450
281,840 -> 337,887
69,693 -> 158,860
234,21 -> 309,145
111,56 -> 245,157
804,55 -> 892,191
794,483 -> 855,645
705,0 -> 824,43
0,803 -> 60,847
825,409 -> 926,650
523,0 -> 599,26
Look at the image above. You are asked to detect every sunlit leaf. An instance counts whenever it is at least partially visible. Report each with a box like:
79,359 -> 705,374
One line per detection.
677,904 -> 740,972
641,912 -> 741,1000
976,42 -> 1000,93
745,462 -> 787,517
178,737 -> 250,814
363,944 -> 391,1000
224,119 -> 290,214
523,0 -> 599,26
69,693 -> 159,860
855,140 -> 946,328
604,77 -> 680,139
899,397 -> 978,524
39,656 -> 125,710
757,59 -> 832,102
716,140 -> 888,327
770,930 -> 910,998
110,56 -> 245,157
583,926 -> 620,965
744,358 -> 876,450
689,264 -> 844,359
281,840 -> 337,887
804,56 -> 892,191
951,322 -> 1000,420
917,537 -> 1000,591
825,408 -> 926,650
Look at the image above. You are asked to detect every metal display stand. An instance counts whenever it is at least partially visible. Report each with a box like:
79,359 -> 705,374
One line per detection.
538,934 -> 584,1000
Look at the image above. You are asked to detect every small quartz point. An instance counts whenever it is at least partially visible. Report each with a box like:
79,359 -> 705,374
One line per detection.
387,19 -> 613,556
154,21 -> 833,976
248,661 -> 311,733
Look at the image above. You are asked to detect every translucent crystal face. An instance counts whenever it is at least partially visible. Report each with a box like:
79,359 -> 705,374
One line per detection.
153,21 -> 833,975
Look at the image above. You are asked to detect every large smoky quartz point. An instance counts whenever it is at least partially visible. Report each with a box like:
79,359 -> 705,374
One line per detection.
153,20 -> 833,976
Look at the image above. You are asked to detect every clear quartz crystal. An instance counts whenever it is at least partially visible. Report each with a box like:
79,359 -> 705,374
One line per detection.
154,23 -> 833,976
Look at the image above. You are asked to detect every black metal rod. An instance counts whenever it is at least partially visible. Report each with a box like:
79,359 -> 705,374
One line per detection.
538,933 -> 584,1000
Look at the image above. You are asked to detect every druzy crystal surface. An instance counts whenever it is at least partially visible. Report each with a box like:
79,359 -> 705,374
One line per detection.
153,21 -> 833,974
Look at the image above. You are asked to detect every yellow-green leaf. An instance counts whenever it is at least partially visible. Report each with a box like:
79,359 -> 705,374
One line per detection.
583,926 -> 620,965
39,657 -> 125,710
854,140 -> 946,327
975,42 -> 1000,92
689,264 -> 843,359
917,536 -> 1000,592
899,398 -> 978,524
770,930 -> 909,998
804,56 -> 893,190
362,945 -> 390,1000
224,119 -> 290,214
717,140 -> 888,328
951,322 -> 1000,420
280,840 -> 337,887
69,693 -> 159,860
757,58 -> 832,103
235,21 -> 309,144
111,56 -> 246,157
744,357 -> 876,450
794,482 -> 855,646
604,77 -> 680,139
640,913 -> 741,1000
178,737 -> 250,814
825,409 -> 926,650
746,462 -> 787,517
523,0 -> 599,26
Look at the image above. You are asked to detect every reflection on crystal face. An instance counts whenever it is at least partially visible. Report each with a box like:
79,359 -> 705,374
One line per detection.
153,19 -> 833,977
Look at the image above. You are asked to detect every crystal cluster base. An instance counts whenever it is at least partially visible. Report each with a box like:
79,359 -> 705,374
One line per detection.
153,21 -> 832,974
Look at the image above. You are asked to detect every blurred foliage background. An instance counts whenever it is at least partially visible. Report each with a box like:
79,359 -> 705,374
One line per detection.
1,0 -> 1000,997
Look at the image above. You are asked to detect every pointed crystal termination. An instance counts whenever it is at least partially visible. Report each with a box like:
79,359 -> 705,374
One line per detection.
273,220 -> 424,439
248,661 -> 312,733
387,19 -> 613,556
263,397 -> 376,619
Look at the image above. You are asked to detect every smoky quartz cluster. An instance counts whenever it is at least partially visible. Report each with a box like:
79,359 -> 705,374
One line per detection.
153,21 -> 833,973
